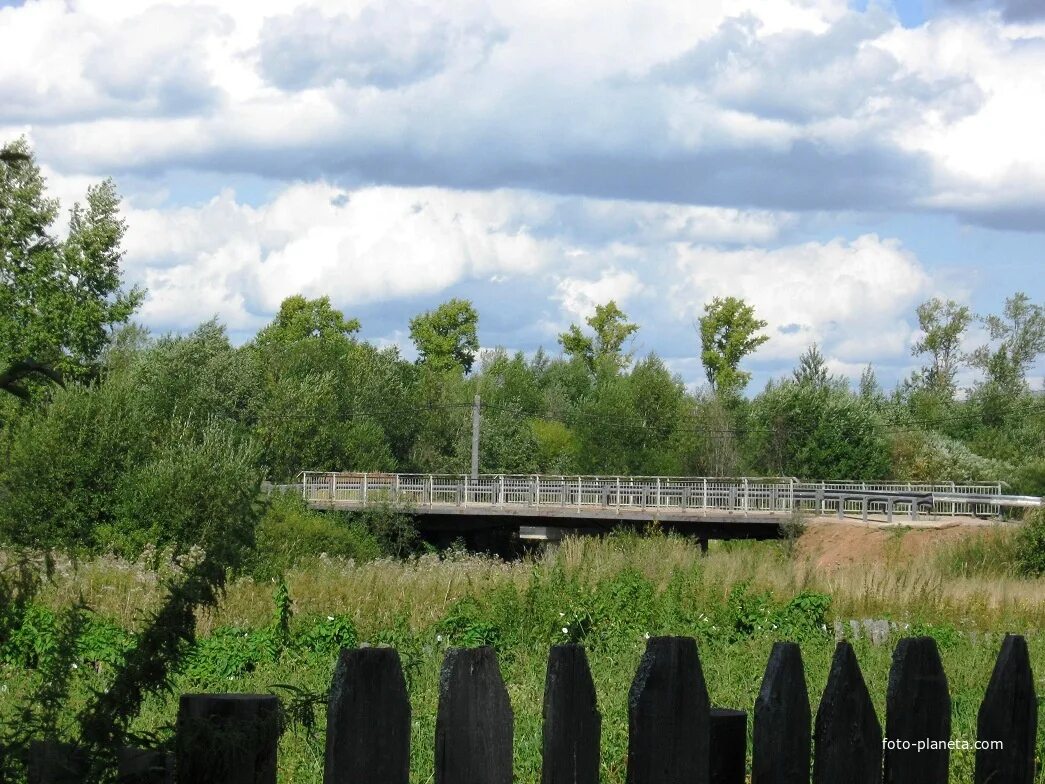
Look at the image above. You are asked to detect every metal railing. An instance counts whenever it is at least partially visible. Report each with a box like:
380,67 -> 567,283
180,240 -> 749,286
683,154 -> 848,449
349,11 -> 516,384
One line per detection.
301,473 -> 1037,519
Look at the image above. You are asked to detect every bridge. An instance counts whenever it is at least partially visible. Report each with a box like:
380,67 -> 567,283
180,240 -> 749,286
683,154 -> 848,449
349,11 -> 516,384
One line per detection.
300,472 -> 1042,544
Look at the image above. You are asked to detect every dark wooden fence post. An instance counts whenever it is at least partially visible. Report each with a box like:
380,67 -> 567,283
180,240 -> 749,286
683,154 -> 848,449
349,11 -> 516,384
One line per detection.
325,647 -> 410,784
117,747 -> 174,784
542,644 -> 600,784
975,634 -> 1037,784
753,641 -> 810,784
814,641 -> 882,784
884,636 -> 950,784
709,708 -> 746,784
435,646 -> 513,784
176,694 -> 281,784
27,741 -> 86,784
626,635 -> 709,784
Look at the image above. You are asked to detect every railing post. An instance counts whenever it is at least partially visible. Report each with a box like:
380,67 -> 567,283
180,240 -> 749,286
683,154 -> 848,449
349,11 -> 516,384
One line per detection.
656,477 -> 661,508
703,478 -> 708,509
363,473 -> 368,505
427,474 -> 433,506
536,475 -> 541,508
742,478 -> 749,515
616,477 -> 621,511
330,472 -> 336,501
499,474 -> 504,506
464,474 -> 469,506
577,476 -> 582,509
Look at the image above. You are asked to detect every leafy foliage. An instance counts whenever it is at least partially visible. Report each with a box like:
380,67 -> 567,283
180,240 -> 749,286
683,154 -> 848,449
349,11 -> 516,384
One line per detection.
409,298 -> 480,373
559,300 -> 639,373
698,296 -> 769,398
0,139 -> 143,381
246,493 -> 382,578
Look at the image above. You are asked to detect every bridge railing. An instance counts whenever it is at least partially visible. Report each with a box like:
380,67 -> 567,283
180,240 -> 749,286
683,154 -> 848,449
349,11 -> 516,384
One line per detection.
301,473 -> 1023,518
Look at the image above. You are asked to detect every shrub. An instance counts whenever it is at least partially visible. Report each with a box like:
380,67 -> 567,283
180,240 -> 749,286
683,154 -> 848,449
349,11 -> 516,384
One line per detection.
1015,508 -> 1045,577
889,430 -> 1012,483
111,418 -> 262,564
350,496 -> 420,558
246,493 -> 381,578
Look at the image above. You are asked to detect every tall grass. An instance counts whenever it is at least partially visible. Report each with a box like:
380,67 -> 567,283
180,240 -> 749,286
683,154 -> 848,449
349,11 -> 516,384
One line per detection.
6,531 -> 1044,783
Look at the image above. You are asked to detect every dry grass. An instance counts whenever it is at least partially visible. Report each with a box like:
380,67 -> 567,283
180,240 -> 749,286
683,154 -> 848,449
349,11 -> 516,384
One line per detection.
24,528 -> 1045,634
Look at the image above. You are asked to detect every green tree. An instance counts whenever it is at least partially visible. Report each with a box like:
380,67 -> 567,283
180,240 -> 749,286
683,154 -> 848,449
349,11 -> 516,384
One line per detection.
409,298 -> 479,373
698,296 -> 769,397
792,343 -> 831,389
912,297 -> 971,399
254,294 -> 360,349
858,364 -> 885,407
969,293 -> 1045,392
0,139 -> 143,379
750,380 -> 889,480
558,301 -> 638,373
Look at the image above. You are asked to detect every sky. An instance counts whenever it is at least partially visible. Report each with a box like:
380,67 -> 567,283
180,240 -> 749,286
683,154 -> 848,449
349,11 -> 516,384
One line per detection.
2,0 -> 1043,393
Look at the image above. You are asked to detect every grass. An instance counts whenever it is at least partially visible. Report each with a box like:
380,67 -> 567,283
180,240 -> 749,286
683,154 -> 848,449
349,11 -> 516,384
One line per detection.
2,530 -> 1044,782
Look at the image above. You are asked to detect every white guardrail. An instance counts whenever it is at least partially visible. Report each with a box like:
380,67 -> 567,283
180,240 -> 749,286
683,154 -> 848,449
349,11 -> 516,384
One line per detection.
301,473 -> 1041,518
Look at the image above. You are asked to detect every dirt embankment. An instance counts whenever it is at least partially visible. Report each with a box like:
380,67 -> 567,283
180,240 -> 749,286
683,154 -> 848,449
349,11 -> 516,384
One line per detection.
795,520 -> 1007,571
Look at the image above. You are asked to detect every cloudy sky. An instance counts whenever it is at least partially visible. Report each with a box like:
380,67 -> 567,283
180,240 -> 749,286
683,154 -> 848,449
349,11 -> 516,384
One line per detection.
2,0 -> 1043,391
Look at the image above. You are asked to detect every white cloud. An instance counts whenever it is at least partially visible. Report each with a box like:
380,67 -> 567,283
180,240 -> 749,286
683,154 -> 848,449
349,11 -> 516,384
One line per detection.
7,0 -> 1045,225
124,183 -> 560,330
669,234 -> 931,363
555,270 -> 647,320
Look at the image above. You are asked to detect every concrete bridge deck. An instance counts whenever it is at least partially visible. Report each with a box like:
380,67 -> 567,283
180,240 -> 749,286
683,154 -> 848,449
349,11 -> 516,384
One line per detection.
300,472 -> 1041,542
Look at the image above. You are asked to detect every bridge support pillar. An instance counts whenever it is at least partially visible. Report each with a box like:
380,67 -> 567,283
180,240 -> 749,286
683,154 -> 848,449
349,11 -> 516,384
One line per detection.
698,538 -> 709,555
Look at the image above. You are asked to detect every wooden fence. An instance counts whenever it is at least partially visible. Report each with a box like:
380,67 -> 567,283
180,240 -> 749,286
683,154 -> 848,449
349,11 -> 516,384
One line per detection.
28,635 -> 1038,784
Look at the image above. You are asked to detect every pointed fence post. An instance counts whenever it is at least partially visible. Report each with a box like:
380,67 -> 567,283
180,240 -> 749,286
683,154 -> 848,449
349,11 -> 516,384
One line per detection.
325,647 -> 410,784
814,641 -> 882,784
627,636 -> 710,784
709,708 -> 746,784
176,694 -> 281,784
884,637 -> 950,784
435,647 -> 513,784
975,634 -> 1037,784
542,644 -> 600,784
753,642 -> 810,784
27,741 -> 87,784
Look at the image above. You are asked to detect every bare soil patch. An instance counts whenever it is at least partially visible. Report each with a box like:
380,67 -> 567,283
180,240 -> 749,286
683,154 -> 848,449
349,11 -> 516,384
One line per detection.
795,518 -> 1009,570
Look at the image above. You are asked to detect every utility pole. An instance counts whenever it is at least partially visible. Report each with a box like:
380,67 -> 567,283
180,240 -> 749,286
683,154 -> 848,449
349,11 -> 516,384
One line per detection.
471,394 -> 481,479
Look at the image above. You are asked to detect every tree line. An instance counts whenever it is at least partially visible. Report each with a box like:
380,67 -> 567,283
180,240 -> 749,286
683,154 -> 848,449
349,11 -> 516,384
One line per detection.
2,138 -> 1044,557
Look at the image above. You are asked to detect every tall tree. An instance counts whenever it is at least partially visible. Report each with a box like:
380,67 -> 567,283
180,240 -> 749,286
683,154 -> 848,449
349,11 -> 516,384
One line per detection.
0,138 -> 143,378
970,292 -> 1045,390
409,298 -> 479,373
912,297 -> 971,399
793,343 -> 831,389
254,294 -> 360,349
558,300 -> 638,373
698,296 -> 769,397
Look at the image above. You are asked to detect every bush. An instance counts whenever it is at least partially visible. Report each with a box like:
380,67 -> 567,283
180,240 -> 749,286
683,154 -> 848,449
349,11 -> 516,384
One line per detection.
1015,508 -> 1045,577
0,379 -> 262,562
110,418 -> 262,564
246,493 -> 381,578
349,496 -> 420,558
888,430 -> 1012,484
